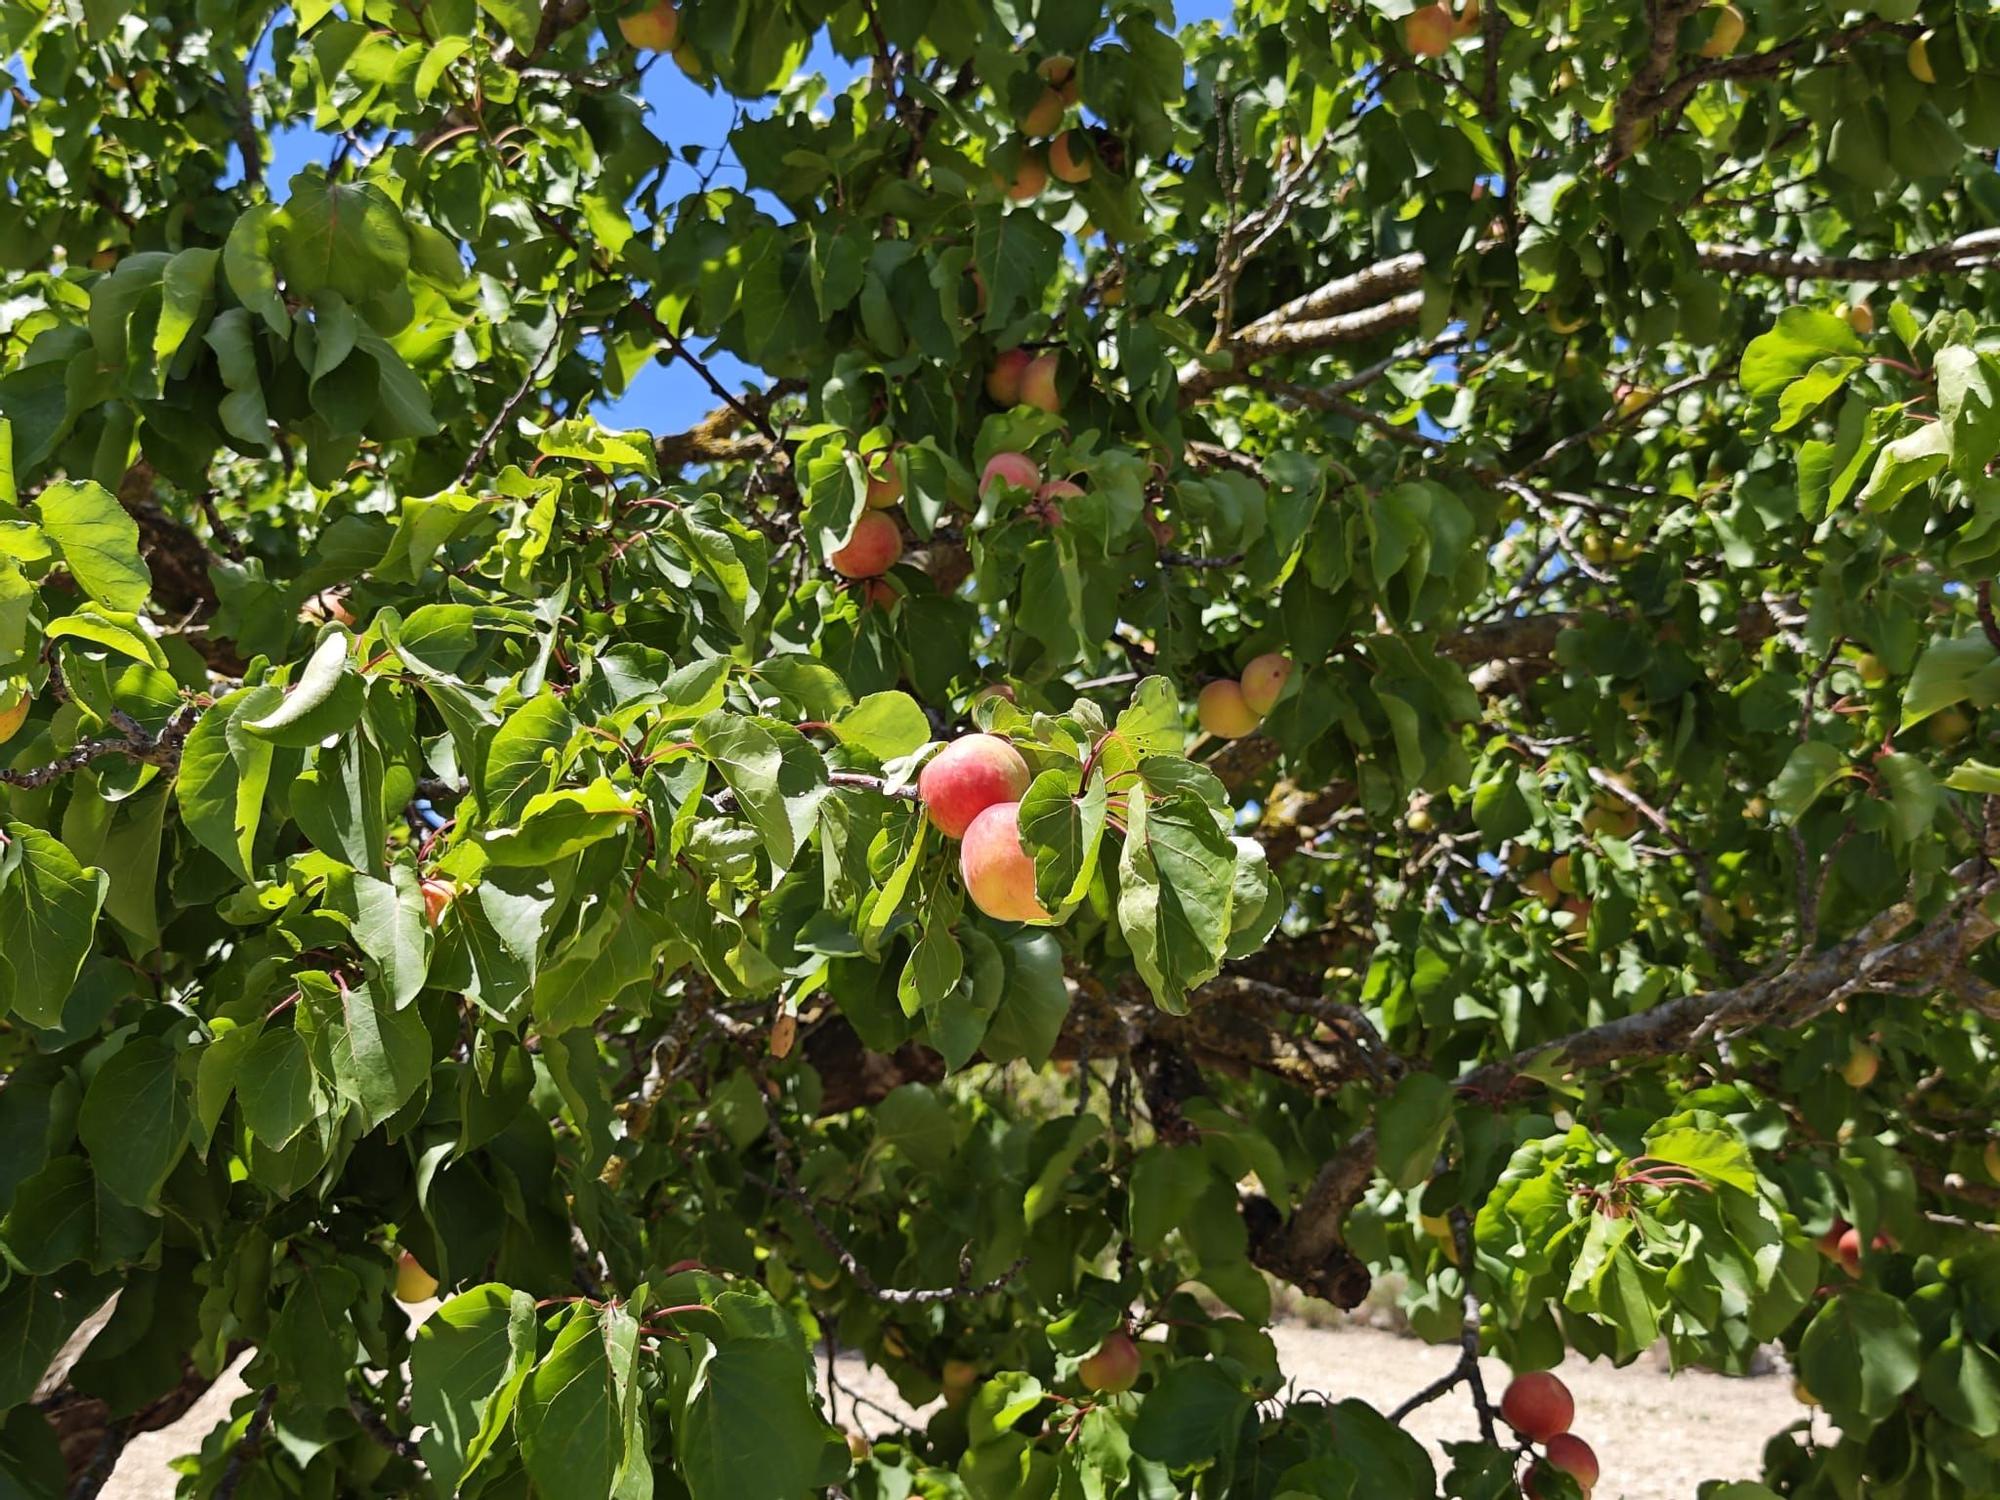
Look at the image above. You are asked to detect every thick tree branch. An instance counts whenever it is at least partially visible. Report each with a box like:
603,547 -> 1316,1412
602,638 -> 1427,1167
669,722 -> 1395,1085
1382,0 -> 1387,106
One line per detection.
1457,863 -> 1999,1101
1643,20 -> 1909,142
1694,228 -> 2000,282
654,379 -> 804,470
1605,0 -> 1707,168
1180,293 -> 1425,398
0,705 -> 201,789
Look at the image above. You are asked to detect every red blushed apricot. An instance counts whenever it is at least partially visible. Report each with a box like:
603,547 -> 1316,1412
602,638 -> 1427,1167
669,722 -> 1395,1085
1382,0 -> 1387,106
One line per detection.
960,801 -> 1051,922
829,512 -> 903,578
1019,351 -> 1061,412
1544,1433 -> 1598,1492
864,449 -> 903,509
1500,1371 -> 1574,1443
1239,652 -> 1292,715
617,0 -> 679,50
421,878 -> 454,925
1078,1332 -> 1140,1392
986,349 -> 1031,405
919,734 -> 1032,839
981,451 -> 1041,497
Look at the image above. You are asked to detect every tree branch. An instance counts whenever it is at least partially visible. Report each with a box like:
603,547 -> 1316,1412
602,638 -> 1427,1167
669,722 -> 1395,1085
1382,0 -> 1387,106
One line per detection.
1457,863 -> 1999,1101
1693,228 -> 2000,282
501,0 -> 593,69
0,705 -> 202,790
1605,0 -> 1707,169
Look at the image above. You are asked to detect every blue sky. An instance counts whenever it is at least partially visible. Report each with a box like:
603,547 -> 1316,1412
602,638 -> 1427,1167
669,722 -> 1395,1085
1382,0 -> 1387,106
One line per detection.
253,2 -> 1238,438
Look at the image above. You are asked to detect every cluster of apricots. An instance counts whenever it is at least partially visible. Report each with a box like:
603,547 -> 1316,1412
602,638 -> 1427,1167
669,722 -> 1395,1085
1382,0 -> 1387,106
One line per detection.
918,733 -> 1049,922
996,57 -> 1093,200
1816,1217 -> 1896,1281
1195,653 -> 1291,739
826,347 -> 1068,585
1502,1372 -> 1600,1497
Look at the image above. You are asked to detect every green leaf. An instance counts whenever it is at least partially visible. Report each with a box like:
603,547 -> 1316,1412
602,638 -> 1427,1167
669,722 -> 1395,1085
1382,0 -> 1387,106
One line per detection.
0,1156 -> 97,1272
1798,1288 -> 1922,1431
1740,307 -> 1865,399
830,691 -> 928,761
1328,1398 -> 1436,1495
33,481 -> 151,611
1877,752 -> 1938,845
539,417 -> 658,474
0,824 -> 111,1029
1377,1072 -> 1454,1190
1643,1125 -> 1757,1195
223,202 -> 290,335
1129,1145 -> 1210,1254
1116,783 -> 1236,1013
1769,741 -> 1853,821
968,1370 -> 1045,1444
298,974 -> 430,1131
205,307 -> 273,448
154,246 -> 220,364
412,1284 -> 539,1496
175,685 -> 281,882
78,1037 -> 189,1209
1772,356 -> 1860,432
1921,1335 -> 2000,1439
234,1027 -> 320,1149
274,174 -> 412,305
486,690 -> 577,824
1019,767 -> 1106,914
897,915 -> 962,1020
1130,1362 -> 1250,1467
0,1271 -> 116,1412
481,776 -> 640,865
244,628 -> 356,744
672,1296 -> 835,1500
980,930 -> 1069,1068
1944,759 -> 2000,793
1857,422 -> 1950,511
476,0 -> 542,54
342,865 -> 430,1009
44,606 -> 165,666
1110,677 -> 1185,763
1902,635 -> 2000,729
692,714 -> 826,872
1937,345 -> 2000,478
1472,771 -> 1532,842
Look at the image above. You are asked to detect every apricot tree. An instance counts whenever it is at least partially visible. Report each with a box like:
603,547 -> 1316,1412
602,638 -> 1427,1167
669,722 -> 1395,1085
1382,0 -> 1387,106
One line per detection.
3,1 -> 2000,1498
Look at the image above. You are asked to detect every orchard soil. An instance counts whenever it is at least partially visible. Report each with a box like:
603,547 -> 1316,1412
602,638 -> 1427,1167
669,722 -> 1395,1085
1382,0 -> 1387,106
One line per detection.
104,1318 -> 1799,1499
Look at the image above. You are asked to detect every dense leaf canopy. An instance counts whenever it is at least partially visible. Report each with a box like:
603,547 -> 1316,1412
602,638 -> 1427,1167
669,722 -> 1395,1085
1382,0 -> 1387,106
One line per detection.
4,0 -> 2000,1496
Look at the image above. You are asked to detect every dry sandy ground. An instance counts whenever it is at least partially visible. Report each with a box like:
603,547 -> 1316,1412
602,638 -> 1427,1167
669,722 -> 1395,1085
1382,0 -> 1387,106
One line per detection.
102,1321 -> 1803,1499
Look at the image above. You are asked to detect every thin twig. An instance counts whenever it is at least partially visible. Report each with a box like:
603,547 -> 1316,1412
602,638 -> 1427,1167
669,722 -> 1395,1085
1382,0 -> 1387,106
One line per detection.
459,296 -> 575,484
214,1386 -> 277,1500
1979,582 -> 2000,654
633,301 -> 781,447
0,703 -> 203,789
